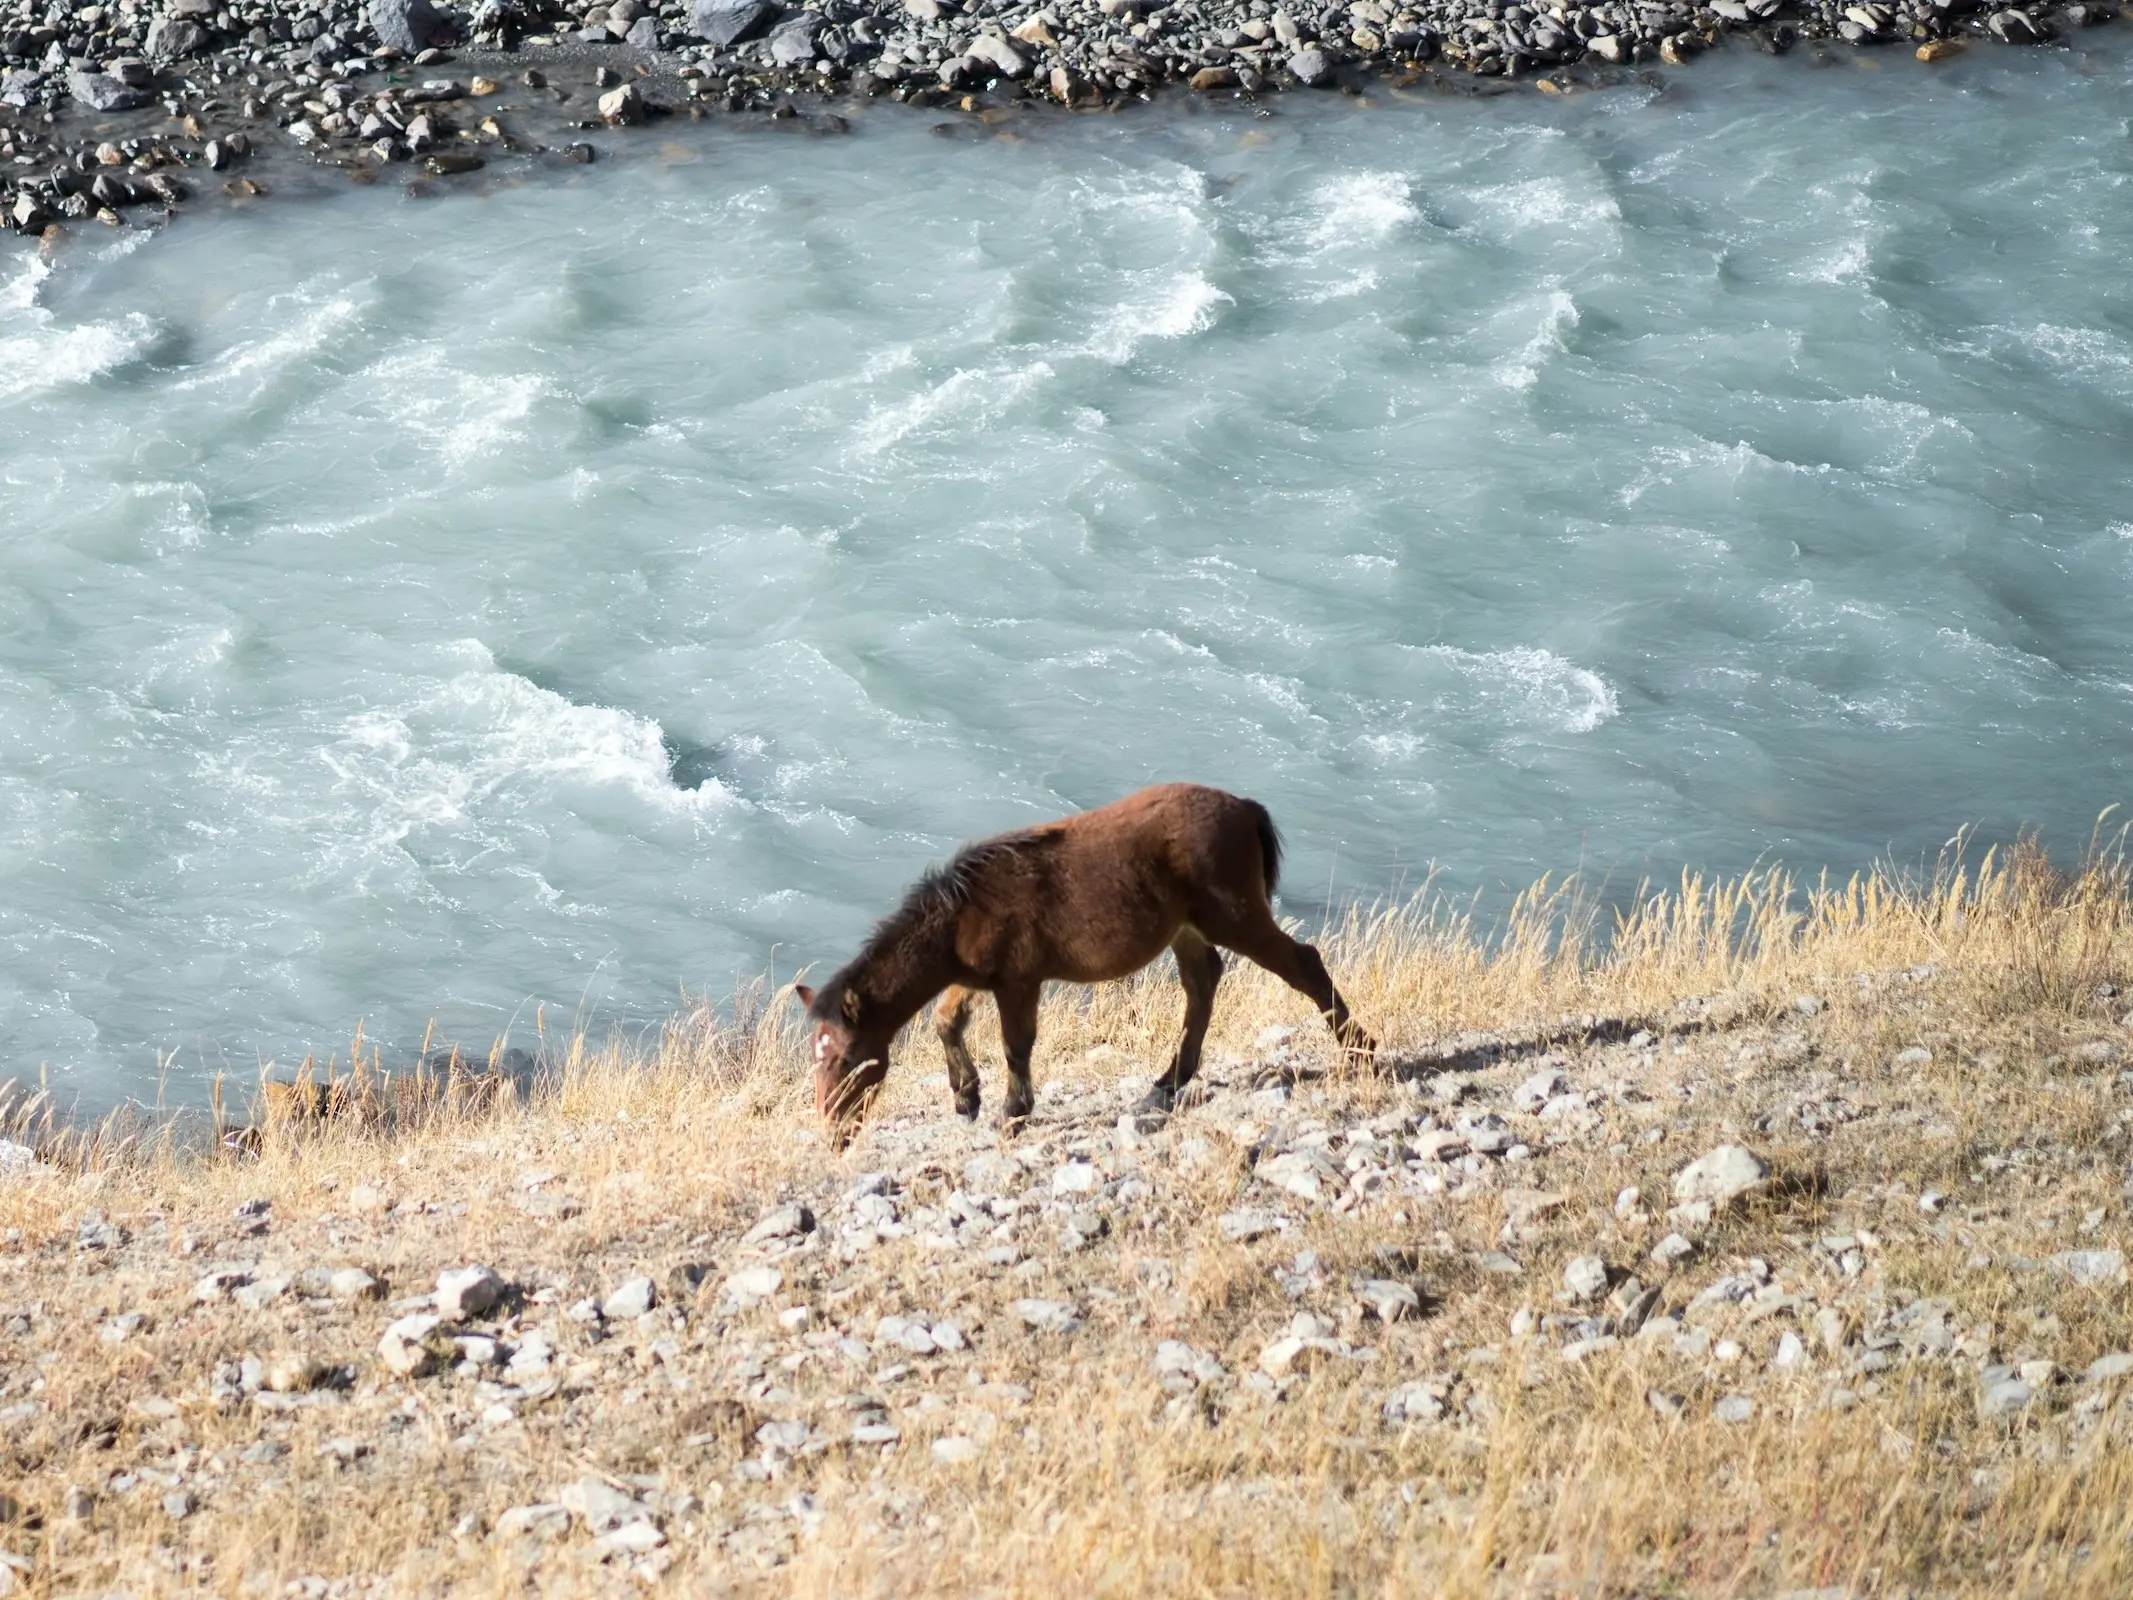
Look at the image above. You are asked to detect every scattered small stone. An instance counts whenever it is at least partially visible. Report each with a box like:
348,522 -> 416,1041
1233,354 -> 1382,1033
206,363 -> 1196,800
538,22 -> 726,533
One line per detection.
379,1313 -> 445,1377
264,1351 -> 326,1393
931,1436 -> 980,1464
741,1201 -> 815,1247
602,1276 -> 657,1320
1563,1255 -> 1609,1302
1712,1394 -> 1755,1424
1012,1298 -> 1083,1334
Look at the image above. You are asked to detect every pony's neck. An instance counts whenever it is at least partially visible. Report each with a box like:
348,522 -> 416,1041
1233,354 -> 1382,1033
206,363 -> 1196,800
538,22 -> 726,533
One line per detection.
851,918 -> 960,1038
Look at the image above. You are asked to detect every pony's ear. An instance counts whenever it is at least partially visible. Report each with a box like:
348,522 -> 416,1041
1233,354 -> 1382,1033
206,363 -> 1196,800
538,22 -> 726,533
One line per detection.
794,984 -> 815,1009
840,989 -> 862,1024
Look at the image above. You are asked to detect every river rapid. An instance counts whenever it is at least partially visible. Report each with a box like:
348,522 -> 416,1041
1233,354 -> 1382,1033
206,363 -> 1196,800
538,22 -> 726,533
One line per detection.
4,40 -> 2132,1108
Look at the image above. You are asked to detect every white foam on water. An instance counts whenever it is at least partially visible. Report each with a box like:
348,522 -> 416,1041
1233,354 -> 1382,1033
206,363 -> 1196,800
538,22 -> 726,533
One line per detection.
172,284 -> 364,397
1494,289 -> 1580,392
0,254 -> 151,402
851,360 -> 1056,456
320,644 -> 738,856
1464,176 -> 1622,241
1426,646 -> 1621,734
1083,272 -> 1231,364
360,348 -> 556,465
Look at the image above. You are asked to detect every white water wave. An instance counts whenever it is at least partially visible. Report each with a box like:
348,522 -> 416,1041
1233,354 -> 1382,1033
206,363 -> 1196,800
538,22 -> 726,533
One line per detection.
0,254 -> 152,403
1425,645 -> 1621,733
319,643 -> 736,858
1083,272 -> 1231,364
851,359 -> 1055,456
1494,289 -> 1580,392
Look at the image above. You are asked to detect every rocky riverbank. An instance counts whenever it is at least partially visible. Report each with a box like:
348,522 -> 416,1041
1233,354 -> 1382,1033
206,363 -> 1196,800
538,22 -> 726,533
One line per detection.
4,859 -> 2133,1593
0,0 -> 2121,238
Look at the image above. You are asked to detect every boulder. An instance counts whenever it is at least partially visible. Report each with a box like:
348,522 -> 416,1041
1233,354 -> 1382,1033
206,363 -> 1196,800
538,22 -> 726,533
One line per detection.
1287,45 -> 1334,85
967,32 -> 1029,76
369,0 -> 444,53
768,15 -> 821,64
68,69 -> 149,112
691,0 -> 779,45
144,17 -> 209,56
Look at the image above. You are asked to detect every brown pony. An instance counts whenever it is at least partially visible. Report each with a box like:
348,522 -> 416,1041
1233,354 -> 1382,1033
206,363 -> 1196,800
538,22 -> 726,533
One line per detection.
794,783 -> 1376,1131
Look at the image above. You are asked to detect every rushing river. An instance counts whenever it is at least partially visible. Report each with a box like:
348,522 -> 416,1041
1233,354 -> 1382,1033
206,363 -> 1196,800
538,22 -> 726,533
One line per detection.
4,38 -> 2132,1108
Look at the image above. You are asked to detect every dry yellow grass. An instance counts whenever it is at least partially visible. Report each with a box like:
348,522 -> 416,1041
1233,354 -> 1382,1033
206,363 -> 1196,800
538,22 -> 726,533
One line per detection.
3,839 -> 2133,1598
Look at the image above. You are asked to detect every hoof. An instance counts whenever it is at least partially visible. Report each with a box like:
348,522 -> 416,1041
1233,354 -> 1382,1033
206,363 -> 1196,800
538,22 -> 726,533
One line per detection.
1135,1083 -> 1176,1115
954,1098 -> 981,1122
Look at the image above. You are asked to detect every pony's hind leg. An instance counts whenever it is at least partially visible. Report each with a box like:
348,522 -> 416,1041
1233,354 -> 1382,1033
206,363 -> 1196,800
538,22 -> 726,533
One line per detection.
994,981 -> 1041,1127
935,985 -> 982,1120
1201,906 -> 1378,1062
1145,929 -> 1223,1112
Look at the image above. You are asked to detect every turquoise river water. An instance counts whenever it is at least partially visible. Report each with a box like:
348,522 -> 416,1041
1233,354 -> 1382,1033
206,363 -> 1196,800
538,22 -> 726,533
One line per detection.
4,38 -> 2132,1108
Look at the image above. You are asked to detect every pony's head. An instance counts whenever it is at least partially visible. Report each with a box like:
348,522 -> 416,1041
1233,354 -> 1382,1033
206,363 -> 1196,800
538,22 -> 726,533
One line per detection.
794,980 -> 889,1135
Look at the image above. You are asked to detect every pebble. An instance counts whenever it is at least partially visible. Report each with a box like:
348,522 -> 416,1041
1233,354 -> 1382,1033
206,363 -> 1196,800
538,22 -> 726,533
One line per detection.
1218,1209 -> 1285,1242
1979,1376 -> 2033,1417
741,1201 -> 816,1246
724,1264 -> 785,1305
264,1351 -> 326,1393
1712,1394 -> 1755,1424
931,1435 -> 980,1464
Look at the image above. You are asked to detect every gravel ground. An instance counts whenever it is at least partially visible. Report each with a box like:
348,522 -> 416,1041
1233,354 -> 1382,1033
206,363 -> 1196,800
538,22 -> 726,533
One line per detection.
0,0 -> 2121,237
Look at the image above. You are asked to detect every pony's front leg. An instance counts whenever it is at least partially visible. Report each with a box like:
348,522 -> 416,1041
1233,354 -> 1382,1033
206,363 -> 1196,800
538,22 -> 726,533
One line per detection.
994,982 -> 1041,1127
934,985 -> 982,1120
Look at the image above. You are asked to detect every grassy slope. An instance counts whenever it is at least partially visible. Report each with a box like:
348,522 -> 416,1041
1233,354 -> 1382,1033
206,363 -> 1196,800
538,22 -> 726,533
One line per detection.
3,843 -> 2133,1596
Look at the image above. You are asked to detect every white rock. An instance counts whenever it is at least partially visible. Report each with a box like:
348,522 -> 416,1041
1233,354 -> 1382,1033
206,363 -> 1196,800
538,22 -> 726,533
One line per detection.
328,1267 -> 383,1300
591,1520 -> 666,1558
2086,1352 -> 2133,1384
1051,1160 -> 1101,1196
1357,1279 -> 1421,1321
1256,1150 -> 1334,1204
348,1183 -> 393,1215
931,1320 -> 967,1351
741,1201 -> 815,1247
1771,1331 -> 1808,1371
561,1475 -> 651,1532
233,1274 -> 292,1311
378,1313 -> 444,1377
2052,1249 -> 2126,1286
1712,1394 -> 1755,1424
496,1503 -> 571,1539
193,1269 -> 251,1303
0,1138 -> 46,1177
1562,1255 -> 1609,1302
1670,1144 -> 1770,1209
776,1305 -> 813,1333
263,1351 -> 325,1393
965,32 -> 1029,76
724,1264 -> 784,1305
1513,1070 -> 1566,1113
1980,1377 -> 2033,1418
1258,1334 -> 1341,1378
434,1265 -> 505,1320
602,1276 -> 657,1320
931,1435 -> 980,1464
1012,1298 -> 1082,1334
1891,1046 -> 1932,1068
1218,1209 -> 1285,1242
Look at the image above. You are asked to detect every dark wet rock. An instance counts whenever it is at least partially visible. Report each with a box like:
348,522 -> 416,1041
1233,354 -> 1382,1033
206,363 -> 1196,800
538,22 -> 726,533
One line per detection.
769,13 -> 823,65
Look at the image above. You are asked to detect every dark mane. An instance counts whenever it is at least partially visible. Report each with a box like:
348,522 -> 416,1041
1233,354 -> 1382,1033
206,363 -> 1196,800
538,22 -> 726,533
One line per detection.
863,833 -> 1032,958
807,832 -> 1035,1019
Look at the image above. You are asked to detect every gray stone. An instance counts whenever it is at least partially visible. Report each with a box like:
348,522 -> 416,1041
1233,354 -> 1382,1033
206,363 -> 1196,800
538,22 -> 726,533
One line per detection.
1218,1209 -> 1285,1242
1012,1298 -> 1082,1334
496,1503 -> 571,1539
742,1200 -> 817,1247
144,17 -> 209,56
603,1275 -> 656,1320
369,0 -> 444,53
328,1267 -> 383,1300
768,15 -> 821,64
1671,1144 -> 1770,1209
1357,1278 -> 1421,1321
2052,1249 -> 2125,1286
967,32 -> 1030,76
1980,1377 -> 2034,1417
1712,1394 -> 1755,1424
68,70 -> 149,112
1513,1069 -> 1566,1112
2086,1352 -> 2133,1384
626,15 -> 659,45
1288,45 -> 1333,85
559,1475 -> 650,1532
692,0 -> 779,45
724,1264 -> 783,1305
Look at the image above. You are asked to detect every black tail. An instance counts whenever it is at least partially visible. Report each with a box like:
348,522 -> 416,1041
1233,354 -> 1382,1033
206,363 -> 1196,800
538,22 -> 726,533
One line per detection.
1249,800 -> 1283,898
